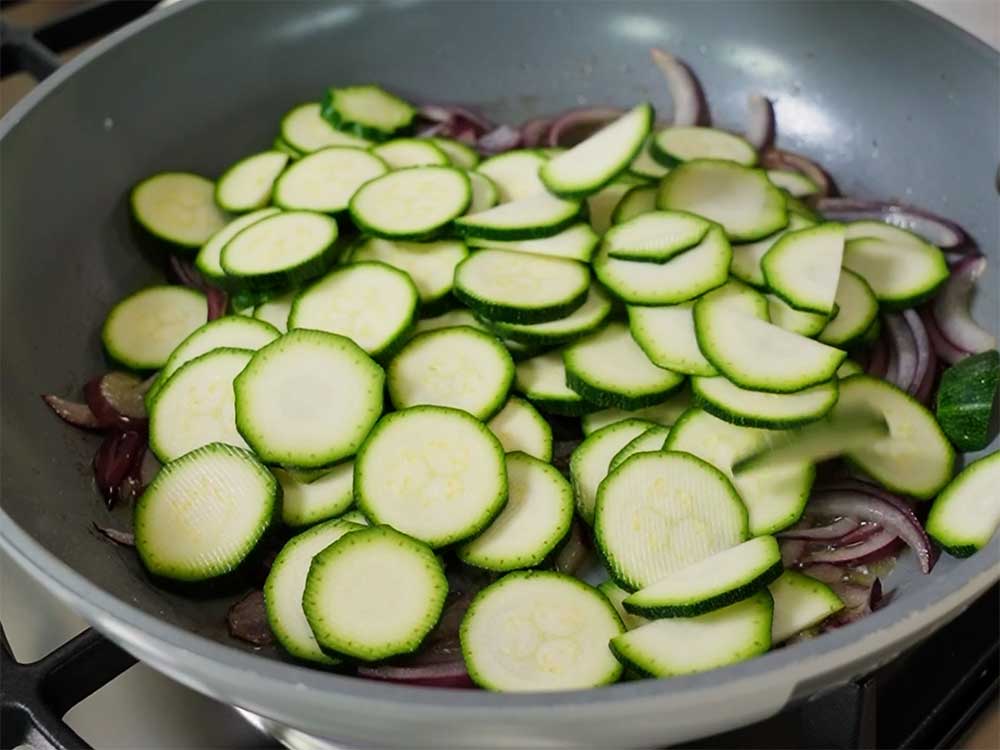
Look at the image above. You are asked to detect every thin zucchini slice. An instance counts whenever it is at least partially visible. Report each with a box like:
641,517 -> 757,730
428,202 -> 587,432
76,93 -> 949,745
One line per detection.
355,406 -> 507,547
460,571 -> 624,691
234,329 -> 385,468
273,137 -> 302,160
275,463 -> 355,528
818,269 -> 879,347
280,102 -> 371,153
335,509 -> 370,526
835,375 -> 956,499
514,350 -> 594,416
102,286 -> 207,370
564,322 -> 685,410
692,376 -> 839,429
148,348 -> 252,463
454,249 -> 590,324
767,169 -> 819,197
842,235 -> 949,309
485,284 -> 613,346
351,237 -> 468,306
302,526 -> 447,661
769,570 -> 844,643
608,425 -> 671,471
130,172 -> 228,249
371,138 -> 448,168
570,418 -> 659,525
387,326 -> 514,419
467,223 -> 599,262
628,302 -> 717,376
411,309 -> 488,337
729,213 -> 815,288
651,126 -> 757,167
926,452 -> 1000,557
264,519 -> 363,663
657,159 -> 788,242
611,184 -> 658,225
600,580 -> 650,630
221,210 -> 338,290
477,150 -> 548,202
694,295 -> 846,393
837,359 -> 864,378
487,396 -> 553,462
628,136 -> 670,180
623,536 -> 782,618
455,191 -> 582,241
936,350 -> 1000,452
430,137 -> 480,169
595,451 -> 749,590
604,210 -> 711,263
762,223 -> 845,315
349,166 -> 470,240
321,85 -> 416,142
581,388 -> 691,436
253,289 -> 296,333
594,224 -> 731,305
458,452 -> 574,572
135,443 -> 277,582
289,262 -> 419,358
767,295 -> 829,338
196,208 -> 281,283
666,408 -> 815,536
215,151 -> 289,213
466,170 -> 500,213
610,591 -> 772,678
701,277 -> 772,319
586,177 -> 644,236
273,146 -> 388,214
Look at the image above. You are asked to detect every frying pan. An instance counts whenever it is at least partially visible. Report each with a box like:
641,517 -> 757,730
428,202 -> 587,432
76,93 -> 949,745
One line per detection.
1,1 -> 998,747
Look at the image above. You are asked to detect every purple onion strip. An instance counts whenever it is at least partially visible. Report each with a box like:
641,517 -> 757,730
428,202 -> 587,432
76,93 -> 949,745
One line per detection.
884,313 -> 917,392
745,94 -> 775,151
933,255 -> 996,355
813,198 -> 970,249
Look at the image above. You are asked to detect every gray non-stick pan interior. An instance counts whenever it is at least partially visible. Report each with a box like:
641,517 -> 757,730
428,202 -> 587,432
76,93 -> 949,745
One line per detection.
1,1 -> 997,747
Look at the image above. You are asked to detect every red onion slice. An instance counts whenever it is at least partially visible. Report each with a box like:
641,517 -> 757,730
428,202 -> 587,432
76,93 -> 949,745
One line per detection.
760,149 -> 837,197
227,591 -> 274,646
418,104 -> 495,135
902,309 -> 932,399
866,337 -> 889,379
778,517 -> 860,541
206,287 -> 229,321
84,372 -> 149,430
779,538 -> 807,567
745,94 -> 775,151
41,394 -> 103,430
93,430 -> 146,508
812,198 -> 969,249
478,124 -> 521,154
884,313 -> 917,392
920,305 -> 971,365
93,522 -> 135,547
801,528 -> 901,566
168,255 -> 208,291
519,117 -> 552,148
933,256 -> 996,355
650,48 -> 709,126
833,522 -> 883,547
358,661 -> 473,688
546,107 -> 625,148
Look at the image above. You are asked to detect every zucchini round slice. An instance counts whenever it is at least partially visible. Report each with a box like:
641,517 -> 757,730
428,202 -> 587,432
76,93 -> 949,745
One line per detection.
608,425 -> 671,471
729,214 -> 815,288
253,290 -> 296,334
628,302 -> 718,376
477,150 -> 548,202
102,286 -> 207,370
130,172 -> 228,249
611,184 -> 658,225
351,237 -> 468,306
818,269 -> 879,347
486,284 -> 612,346
767,295 -> 829,338
466,170 -> 500,213
692,375 -> 839,429
196,208 -> 281,283
604,210 -> 710,263
275,463 -> 355,528
280,102 -> 371,153
321,85 -> 417,142
761,223 -> 845,315
273,146 -> 388,214
215,151 -> 289,213
842,233 -> 949,309
926,452 -> 1000,557
371,138 -> 448,169
651,126 -> 757,167
769,570 -> 844,643
431,137 -> 480,169
486,397 -> 553,462
514,350 -> 594,416
628,136 -> 670,180
467,223 -> 599,263
767,170 -> 819,197
349,166 -> 470,240
581,388 -> 691,436
454,191 -> 582,241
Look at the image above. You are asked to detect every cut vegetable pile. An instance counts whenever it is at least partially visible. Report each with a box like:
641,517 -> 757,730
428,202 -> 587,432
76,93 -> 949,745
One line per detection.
44,51 -> 998,694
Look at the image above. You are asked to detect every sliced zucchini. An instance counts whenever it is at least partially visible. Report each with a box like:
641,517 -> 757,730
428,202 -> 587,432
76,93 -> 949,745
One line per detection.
587,178 -> 644,236
196,208 -> 281,283
762,223 -> 845,315
926,452 -> 1000,557
692,376 -> 839,429
594,224 -> 731,305
264,519 -> 363,663
599,580 -> 650,630
135,443 -> 277,582
842,231 -> 949,309
595,451 -> 749,590
454,191 -> 582,241
835,375 -> 956,499
273,146 -> 388,214
102,286 -> 207,371
335,508 -> 370,526
767,295 -> 829,338
818,269 -> 879,347
564,322 -> 684,410
303,526 -> 447,661
936,350 -> 1000,452
233,329 -> 384,468
275,463 -> 355,528
484,284 -> 612,346
666,408 -> 814,536
629,302 -> 717,376
769,570 -> 843,643
570,418 -> 659,525
130,172 -> 228,249
514,350 -> 594,416
371,138 -> 448,168
355,406 -> 507,547
767,169 -> 819,197
460,571 -> 624,691
467,223 -> 599,263
215,151 -> 289,213
321,85 -> 416,142
837,359 -> 864,378
730,214 -> 815,288
466,170 -> 500,213
610,591 -> 772,678
458,452 -> 574,571
280,102 -> 371,153
272,137 -> 302,160
604,210 -> 711,263
350,237 -> 468,306
540,103 -> 653,199
486,396 -> 553,461
454,249 -> 590,324
657,159 -> 788,242
477,150 -> 548,202
387,326 -> 514,419
845,219 -> 935,245
693,295 -> 846,393
700,277 -> 772,319
411,308 -> 488,337
349,166 -> 470,240
611,184 -> 658,225
581,388 -> 691,436
628,136 -> 670,180
608,425 -> 671,471
651,126 -> 756,167
221,210 -> 338,290
430,137 -> 480,169
253,289 -> 296,333
289,261 -> 418,358
623,536 -> 782,618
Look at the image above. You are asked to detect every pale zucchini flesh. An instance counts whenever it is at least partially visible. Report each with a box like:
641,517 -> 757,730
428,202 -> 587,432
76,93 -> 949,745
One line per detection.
350,237 -> 468,305
275,463 -> 355,528
818,268 -> 879,347
253,290 -> 296,333
587,178 -> 643,236
455,191 -> 582,241
130,172 -> 228,249
215,151 -> 289,213
611,184 -> 658,225
581,388 -> 692,436
371,138 -> 448,169
608,425 -> 671,471
842,234 -> 949,309
273,146 -> 388,214
769,570 -> 844,643
761,222 -> 845,315
349,166 -> 471,240
468,223 -> 599,263
196,208 -> 281,282
281,102 -> 371,153
321,85 -> 417,142
926,452 -> 1000,557
604,210 -> 711,263
651,126 -> 757,167
486,284 -> 613,346
102,286 -> 208,370
692,375 -> 839,429
515,350 -> 594,416
486,396 -> 553,461
431,137 -> 480,169
477,150 -> 548,202
729,213 -> 815,288
628,302 -> 718,376
767,295 -> 829,338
